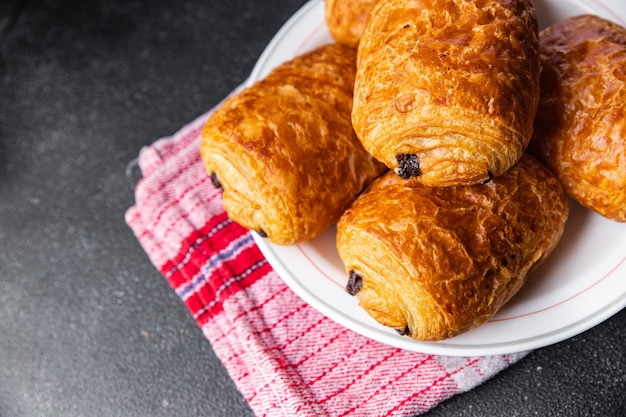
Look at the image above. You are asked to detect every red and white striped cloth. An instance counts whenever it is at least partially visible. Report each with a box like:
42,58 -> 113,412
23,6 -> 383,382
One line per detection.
125,105 -> 528,417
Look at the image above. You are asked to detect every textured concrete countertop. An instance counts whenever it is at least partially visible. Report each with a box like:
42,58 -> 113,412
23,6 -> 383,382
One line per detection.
0,0 -> 624,416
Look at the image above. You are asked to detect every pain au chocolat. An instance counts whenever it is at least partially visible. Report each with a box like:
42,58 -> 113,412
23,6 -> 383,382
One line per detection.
529,14 -> 626,222
352,0 -> 541,186
325,0 -> 378,48
336,154 -> 568,341
200,43 -> 386,245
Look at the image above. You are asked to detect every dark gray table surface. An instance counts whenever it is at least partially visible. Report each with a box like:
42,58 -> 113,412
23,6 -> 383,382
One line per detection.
1,0 -> 624,416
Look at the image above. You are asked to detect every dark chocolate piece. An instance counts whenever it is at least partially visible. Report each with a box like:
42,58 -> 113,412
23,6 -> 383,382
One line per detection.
346,270 -> 363,296
480,171 -> 494,185
257,229 -> 268,238
210,172 -> 222,189
395,154 -> 421,178
396,326 -> 411,336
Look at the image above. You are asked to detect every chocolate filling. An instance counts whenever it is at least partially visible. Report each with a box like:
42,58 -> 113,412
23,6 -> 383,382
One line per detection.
480,171 -> 494,185
396,326 -> 411,336
257,229 -> 268,238
210,172 -> 222,189
395,154 -> 421,178
346,270 -> 363,296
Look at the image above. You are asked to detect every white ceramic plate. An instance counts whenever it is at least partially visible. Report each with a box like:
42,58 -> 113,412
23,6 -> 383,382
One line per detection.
249,0 -> 626,356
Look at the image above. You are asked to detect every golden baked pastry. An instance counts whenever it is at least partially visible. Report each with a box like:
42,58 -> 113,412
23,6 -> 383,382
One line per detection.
336,154 -> 568,341
352,0 -> 541,187
528,14 -> 626,222
325,0 -> 378,48
200,43 -> 386,245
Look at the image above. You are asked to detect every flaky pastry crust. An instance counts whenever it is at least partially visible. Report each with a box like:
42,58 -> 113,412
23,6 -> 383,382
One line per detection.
529,14 -> 626,222
352,0 -> 541,186
325,0 -> 379,48
336,154 -> 568,341
200,43 -> 386,245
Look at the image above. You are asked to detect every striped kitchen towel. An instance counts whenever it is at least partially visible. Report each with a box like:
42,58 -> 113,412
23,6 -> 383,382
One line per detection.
125,107 -> 528,417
